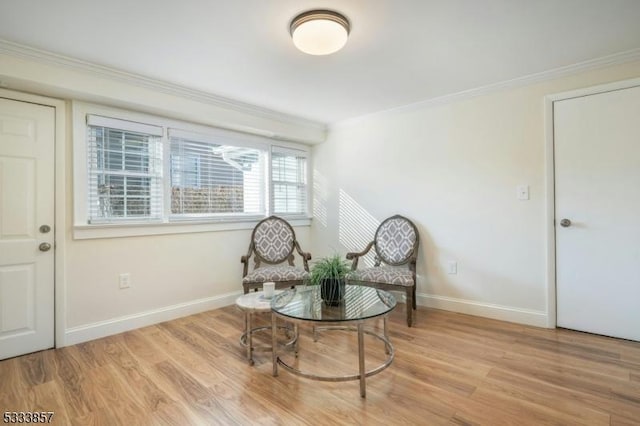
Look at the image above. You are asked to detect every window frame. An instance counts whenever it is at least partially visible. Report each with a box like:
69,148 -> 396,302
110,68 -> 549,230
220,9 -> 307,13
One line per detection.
72,102 -> 311,240
270,145 -> 309,218
86,116 -> 165,224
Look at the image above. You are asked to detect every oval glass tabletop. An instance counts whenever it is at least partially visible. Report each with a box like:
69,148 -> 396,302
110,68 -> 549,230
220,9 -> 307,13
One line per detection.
271,285 -> 396,322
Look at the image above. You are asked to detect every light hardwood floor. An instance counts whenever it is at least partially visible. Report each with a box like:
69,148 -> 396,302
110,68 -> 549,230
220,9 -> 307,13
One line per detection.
1,306 -> 639,425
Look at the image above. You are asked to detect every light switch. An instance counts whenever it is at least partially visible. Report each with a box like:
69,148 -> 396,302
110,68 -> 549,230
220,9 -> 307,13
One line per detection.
517,185 -> 529,200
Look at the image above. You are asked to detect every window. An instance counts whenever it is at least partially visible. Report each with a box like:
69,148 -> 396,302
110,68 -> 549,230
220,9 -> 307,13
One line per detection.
86,115 -> 163,223
76,105 -> 310,236
272,146 -> 308,216
169,129 -> 265,218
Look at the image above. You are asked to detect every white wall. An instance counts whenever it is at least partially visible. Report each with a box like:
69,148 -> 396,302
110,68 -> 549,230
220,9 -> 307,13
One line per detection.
0,42 -> 326,144
3,41 -> 640,344
311,60 -> 640,327
0,46 -> 318,345
63,223 -> 311,342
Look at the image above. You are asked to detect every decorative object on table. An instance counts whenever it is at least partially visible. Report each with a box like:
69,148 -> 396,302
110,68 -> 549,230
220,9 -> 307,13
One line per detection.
346,215 -> 420,326
308,253 -> 351,306
263,282 -> 275,299
241,216 -> 311,294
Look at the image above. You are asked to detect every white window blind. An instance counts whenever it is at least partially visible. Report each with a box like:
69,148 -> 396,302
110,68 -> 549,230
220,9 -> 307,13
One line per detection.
271,146 -> 308,216
86,116 -> 163,223
169,129 -> 266,218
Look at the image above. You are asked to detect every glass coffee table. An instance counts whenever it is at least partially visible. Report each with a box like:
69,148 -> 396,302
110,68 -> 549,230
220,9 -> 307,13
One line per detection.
271,284 -> 396,397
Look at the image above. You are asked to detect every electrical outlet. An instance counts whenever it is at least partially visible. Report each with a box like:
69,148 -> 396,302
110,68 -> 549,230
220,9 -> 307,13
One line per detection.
447,261 -> 458,275
119,273 -> 131,289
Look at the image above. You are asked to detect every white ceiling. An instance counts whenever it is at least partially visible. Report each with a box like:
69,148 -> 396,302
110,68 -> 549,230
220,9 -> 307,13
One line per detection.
1,0 -> 639,124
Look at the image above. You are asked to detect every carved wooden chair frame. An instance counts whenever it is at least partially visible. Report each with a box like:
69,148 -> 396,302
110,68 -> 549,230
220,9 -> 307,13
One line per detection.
241,216 -> 311,294
346,214 -> 420,326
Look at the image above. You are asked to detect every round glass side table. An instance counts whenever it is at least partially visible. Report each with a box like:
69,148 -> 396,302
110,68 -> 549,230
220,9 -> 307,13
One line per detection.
235,290 -> 296,365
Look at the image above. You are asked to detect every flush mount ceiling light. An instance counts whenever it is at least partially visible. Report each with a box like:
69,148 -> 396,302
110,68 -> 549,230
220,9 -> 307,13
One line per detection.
290,10 -> 350,55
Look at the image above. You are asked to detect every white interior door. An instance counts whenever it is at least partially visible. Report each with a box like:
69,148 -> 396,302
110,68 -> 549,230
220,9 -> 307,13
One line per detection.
0,97 -> 55,359
555,85 -> 640,342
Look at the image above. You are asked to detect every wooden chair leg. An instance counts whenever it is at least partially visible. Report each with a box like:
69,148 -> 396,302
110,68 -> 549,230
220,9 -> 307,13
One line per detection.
406,287 -> 413,327
412,285 -> 417,310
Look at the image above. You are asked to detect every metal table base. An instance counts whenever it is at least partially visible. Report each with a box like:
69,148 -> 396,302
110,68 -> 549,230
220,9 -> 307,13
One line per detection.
271,314 -> 394,397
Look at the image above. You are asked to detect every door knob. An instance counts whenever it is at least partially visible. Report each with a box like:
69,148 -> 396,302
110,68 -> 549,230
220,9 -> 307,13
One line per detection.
39,242 -> 52,252
40,224 -> 51,233
560,218 -> 571,228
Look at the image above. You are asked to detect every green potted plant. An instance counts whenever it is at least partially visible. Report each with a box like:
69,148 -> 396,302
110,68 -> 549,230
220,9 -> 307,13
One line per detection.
308,253 -> 351,306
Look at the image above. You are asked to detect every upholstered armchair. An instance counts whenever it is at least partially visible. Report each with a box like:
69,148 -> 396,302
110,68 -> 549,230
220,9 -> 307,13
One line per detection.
241,216 -> 311,294
346,215 -> 420,326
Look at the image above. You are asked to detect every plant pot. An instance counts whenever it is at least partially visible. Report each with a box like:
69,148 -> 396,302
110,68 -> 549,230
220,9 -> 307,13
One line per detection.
320,278 -> 345,306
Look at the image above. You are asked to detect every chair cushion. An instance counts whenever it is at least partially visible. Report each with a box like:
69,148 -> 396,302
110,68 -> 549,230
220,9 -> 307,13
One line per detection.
243,265 -> 309,284
347,266 -> 414,287
376,216 -> 417,264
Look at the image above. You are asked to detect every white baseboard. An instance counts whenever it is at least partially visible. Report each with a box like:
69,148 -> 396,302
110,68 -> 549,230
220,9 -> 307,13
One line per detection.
63,291 -> 242,346
416,293 -> 549,328
62,290 -> 548,347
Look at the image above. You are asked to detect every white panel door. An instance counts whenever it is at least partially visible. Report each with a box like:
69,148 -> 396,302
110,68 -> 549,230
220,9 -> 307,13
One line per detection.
0,97 -> 55,359
555,85 -> 640,342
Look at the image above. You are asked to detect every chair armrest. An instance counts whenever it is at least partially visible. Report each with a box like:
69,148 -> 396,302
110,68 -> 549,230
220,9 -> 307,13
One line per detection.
346,241 -> 374,270
240,242 -> 254,278
293,240 -> 312,272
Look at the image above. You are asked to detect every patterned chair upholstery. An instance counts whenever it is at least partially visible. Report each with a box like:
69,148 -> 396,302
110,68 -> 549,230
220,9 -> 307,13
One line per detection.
241,216 -> 311,293
346,215 -> 419,326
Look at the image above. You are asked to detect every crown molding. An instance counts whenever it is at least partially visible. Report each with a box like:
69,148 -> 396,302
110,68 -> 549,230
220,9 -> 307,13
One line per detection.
0,39 -> 327,131
331,47 -> 640,129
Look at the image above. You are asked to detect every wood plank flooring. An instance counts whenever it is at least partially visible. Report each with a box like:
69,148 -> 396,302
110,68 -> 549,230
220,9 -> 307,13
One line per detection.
1,306 -> 639,425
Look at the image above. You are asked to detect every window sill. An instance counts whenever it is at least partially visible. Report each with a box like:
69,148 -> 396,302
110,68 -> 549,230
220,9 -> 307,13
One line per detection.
73,217 -> 312,240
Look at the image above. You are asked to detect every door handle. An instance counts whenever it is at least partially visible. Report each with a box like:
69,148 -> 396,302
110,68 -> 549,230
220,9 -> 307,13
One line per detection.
39,242 -> 52,252
560,218 -> 571,228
